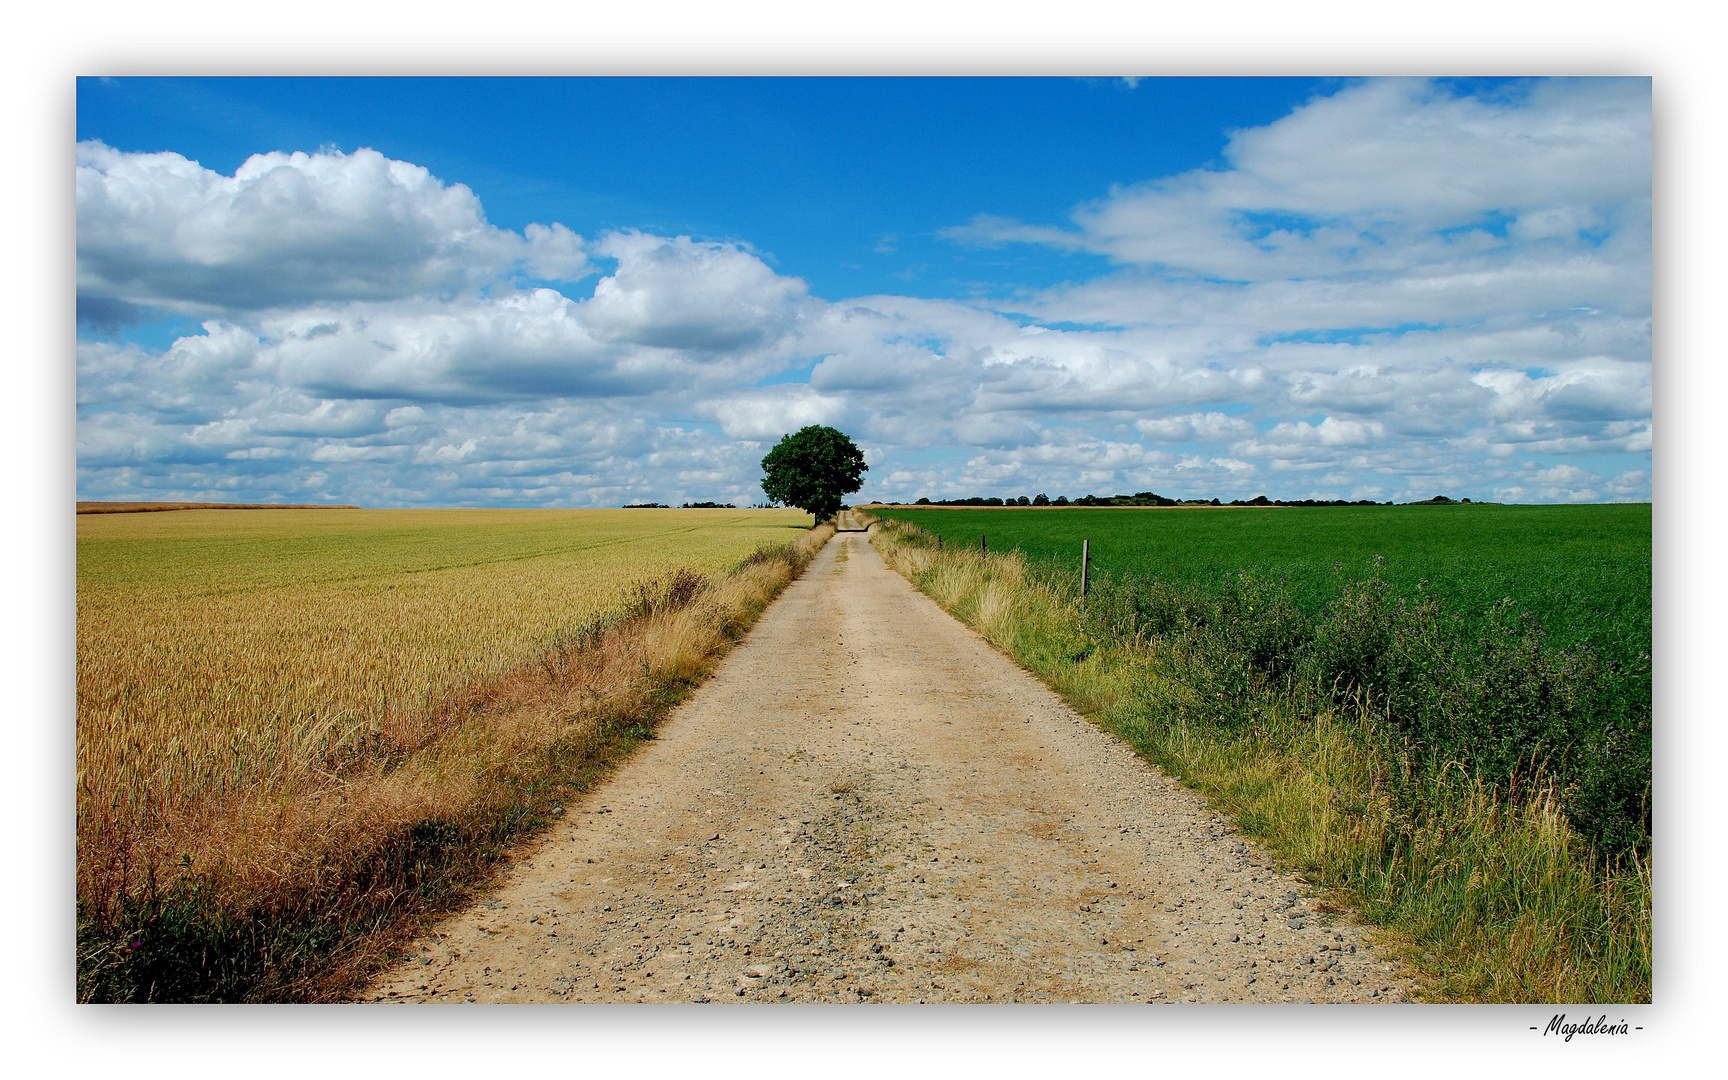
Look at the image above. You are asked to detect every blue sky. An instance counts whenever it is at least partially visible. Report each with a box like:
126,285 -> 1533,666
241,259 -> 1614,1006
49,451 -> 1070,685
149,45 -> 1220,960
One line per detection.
77,77 -> 1330,303
76,76 -> 1652,507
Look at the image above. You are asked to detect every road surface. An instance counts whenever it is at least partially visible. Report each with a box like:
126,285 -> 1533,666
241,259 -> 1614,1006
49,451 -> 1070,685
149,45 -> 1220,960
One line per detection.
366,529 -> 1410,1003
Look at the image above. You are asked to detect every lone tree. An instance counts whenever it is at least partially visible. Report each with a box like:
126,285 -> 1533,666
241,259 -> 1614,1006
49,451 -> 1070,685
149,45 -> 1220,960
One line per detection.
760,425 -> 867,524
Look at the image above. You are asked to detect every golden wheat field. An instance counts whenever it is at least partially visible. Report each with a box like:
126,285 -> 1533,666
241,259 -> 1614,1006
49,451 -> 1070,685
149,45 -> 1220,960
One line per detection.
77,507 -> 811,942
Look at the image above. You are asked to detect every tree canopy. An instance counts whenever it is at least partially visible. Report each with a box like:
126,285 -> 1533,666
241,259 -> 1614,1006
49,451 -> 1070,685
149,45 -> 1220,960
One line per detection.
759,425 -> 867,524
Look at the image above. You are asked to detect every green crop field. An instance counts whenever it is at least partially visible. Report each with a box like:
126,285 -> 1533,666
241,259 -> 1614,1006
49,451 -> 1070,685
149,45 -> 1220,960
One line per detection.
872,503 -> 1651,662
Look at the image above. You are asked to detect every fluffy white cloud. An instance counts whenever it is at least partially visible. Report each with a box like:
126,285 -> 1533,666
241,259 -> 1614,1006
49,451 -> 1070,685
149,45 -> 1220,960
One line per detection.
703,387 -> 853,441
87,235 -> 821,410
949,78 -> 1648,284
1136,411 -> 1255,444
76,141 -> 587,318
1490,461 -> 1643,504
584,232 -> 811,351
75,79 -> 1650,507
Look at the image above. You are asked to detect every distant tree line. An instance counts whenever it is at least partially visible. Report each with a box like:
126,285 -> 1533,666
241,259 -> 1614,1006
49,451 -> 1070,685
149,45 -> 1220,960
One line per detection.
906,491 -> 1474,508
628,491 -> 1475,511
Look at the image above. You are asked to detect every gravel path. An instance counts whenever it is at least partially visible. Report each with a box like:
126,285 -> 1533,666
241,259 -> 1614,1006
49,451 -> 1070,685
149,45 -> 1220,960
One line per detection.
365,528 -> 1412,1004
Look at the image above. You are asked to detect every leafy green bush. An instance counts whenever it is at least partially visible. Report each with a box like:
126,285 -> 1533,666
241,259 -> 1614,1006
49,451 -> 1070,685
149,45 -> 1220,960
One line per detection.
1078,563 -> 1650,857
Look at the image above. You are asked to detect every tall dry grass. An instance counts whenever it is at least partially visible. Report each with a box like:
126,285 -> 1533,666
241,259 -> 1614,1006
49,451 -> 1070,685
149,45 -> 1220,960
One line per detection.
869,517 -> 1650,1003
76,508 -> 829,1002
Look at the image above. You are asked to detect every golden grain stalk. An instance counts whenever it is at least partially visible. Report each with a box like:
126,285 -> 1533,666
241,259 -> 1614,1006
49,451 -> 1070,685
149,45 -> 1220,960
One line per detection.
77,507 -> 811,924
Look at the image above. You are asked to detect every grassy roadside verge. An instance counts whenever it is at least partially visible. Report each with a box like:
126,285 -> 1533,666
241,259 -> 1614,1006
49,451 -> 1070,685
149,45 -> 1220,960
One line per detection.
867,516 -> 1650,1003
77,523 -> 835,1003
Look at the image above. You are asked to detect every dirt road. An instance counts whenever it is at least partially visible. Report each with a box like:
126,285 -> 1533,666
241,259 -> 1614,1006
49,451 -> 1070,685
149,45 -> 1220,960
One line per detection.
366,529 -> 1411,1003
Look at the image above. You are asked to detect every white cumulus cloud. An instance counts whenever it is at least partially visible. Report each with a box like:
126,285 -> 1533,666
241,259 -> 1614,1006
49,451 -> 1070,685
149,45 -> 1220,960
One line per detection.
1136,412 -> 1255,444
75,79 -> 1651,508
77,141 -> 588,318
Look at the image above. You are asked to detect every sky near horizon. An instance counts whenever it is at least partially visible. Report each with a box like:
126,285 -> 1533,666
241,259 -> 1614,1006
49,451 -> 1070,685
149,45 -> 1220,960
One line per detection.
75,76 -> 1652,508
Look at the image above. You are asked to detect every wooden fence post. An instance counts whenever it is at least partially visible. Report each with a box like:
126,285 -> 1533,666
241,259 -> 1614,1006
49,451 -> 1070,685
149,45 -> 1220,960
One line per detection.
1082,538 -> 1090,597
981,534 -> 988,558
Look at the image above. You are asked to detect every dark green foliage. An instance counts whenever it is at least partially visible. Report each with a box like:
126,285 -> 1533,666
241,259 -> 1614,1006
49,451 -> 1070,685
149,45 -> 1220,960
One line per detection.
1076,564 -> 1649,856
760,426 -> 868,523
